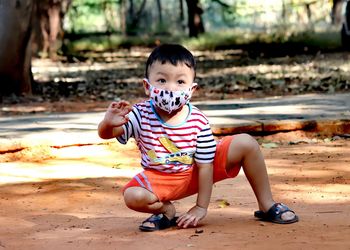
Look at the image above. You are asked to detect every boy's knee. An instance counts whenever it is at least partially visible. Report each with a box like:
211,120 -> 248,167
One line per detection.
232,133 -> 259,153
123,187 -> 149,209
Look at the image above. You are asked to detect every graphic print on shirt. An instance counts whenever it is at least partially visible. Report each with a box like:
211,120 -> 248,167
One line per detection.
147,137 -> 194,165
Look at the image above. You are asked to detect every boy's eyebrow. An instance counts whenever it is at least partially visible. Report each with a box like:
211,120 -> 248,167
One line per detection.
154,73 -> 191,80
154,71 -> 192,78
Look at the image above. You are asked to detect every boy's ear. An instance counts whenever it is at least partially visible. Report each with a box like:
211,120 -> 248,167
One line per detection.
191,82 -> 198,91
143,78 -> 150,96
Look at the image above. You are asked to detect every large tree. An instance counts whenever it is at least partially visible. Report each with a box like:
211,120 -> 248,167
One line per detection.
0,0 -> 71,98
0,0 -> 35,97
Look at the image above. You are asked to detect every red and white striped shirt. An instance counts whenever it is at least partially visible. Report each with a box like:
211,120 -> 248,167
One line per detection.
117,100 -> 216,173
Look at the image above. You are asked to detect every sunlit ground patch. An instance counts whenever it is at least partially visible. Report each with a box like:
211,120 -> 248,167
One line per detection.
0,141 -> 140,185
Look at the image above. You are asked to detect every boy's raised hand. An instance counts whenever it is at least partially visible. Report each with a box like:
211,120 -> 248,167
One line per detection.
104,101 -> 132,127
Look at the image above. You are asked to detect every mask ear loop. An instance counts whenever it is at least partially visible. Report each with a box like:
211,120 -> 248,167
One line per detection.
189,83 -> 198,93
185,83 -> 197,102
143,78 -> 152,91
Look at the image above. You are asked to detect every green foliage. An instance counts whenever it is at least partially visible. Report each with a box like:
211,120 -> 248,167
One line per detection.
65,0 -> 121,33
65,0 -> 185,35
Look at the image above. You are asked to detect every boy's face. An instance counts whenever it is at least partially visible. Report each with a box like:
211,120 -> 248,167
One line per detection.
143,61 -> 196,96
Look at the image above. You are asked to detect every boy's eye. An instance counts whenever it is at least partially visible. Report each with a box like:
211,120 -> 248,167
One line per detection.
157,79 -> 166,84
178,80 -> 185,84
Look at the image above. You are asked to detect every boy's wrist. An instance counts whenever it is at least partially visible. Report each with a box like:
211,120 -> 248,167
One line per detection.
196,204 -> 208,210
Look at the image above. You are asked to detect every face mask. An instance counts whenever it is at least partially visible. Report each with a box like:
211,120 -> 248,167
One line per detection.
145,79 -> 197,114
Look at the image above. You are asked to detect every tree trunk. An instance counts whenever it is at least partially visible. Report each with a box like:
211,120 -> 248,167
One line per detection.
179,0 -> 186,30
185,0 -> 204,37
156,0 -> 162,24
127,0 -> 147,35
120,0 -> 127,35
331,0 -> 343,25
0,0 -> 35,97
34,0 -> 71,59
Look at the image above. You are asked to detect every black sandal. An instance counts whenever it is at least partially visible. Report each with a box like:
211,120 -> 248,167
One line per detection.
254,203 -> 299,224
139,214 -> 178,232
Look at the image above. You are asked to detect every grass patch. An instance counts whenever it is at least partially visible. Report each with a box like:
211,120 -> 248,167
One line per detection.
63,34 -> 182,53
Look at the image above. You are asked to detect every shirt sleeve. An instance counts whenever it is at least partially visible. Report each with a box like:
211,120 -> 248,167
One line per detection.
194,125 -> 216,164
116,106 -> 141,144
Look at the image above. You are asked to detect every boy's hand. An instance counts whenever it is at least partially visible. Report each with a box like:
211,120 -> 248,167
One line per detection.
176,205 -> 207,228
103,101 -> 132,127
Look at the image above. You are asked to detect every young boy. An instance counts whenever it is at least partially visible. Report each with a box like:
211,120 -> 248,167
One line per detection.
98,44 -> 298,231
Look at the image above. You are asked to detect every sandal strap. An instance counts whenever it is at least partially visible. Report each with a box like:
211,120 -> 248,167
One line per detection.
142,214 -> 163,223
139,214 -> 173,231
267,203 -> 295,217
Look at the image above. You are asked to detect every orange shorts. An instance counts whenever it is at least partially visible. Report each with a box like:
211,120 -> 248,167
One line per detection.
122,136 -> 241,201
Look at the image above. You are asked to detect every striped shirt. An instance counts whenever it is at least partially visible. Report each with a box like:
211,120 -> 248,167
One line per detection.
117,100 -> 216,173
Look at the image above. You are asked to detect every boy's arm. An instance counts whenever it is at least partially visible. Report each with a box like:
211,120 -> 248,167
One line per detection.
177,162 -> 213,228
98,101 -> 132,139
98,120 -> 124,139
196,162 -> 213,209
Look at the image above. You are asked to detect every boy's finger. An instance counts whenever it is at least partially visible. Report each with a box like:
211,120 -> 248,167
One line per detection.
176,217 -> 185,226
118,100 -> 131,108
109,102 -> 119,108
178,214 -> 193,228
193,217 -> 200,227
119,100 -> 130,105
177,215 -> 189,227
183,217 -> 195,228
119,102 -> 132,110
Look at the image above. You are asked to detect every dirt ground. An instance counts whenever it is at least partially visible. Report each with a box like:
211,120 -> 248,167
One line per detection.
0,132 -> 349,250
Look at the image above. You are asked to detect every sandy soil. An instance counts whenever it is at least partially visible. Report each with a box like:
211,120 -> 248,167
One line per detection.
0,133 -> 349,250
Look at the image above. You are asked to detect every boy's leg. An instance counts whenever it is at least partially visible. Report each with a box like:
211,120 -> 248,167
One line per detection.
226,134 -> 296,221
124,186 -> 176,222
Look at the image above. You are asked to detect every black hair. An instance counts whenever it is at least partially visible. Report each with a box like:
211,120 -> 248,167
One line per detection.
145,44 -> 196,78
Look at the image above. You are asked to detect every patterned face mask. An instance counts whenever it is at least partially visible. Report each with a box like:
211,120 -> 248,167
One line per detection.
145,79 -> 197,114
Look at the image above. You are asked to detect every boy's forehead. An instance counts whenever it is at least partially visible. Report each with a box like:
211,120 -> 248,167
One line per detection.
148,61 -> 195,77
149,61 -> 193,71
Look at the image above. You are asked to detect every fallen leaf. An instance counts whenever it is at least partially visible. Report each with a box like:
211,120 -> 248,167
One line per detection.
216,199 -> 230,208
261,142 -> 278,148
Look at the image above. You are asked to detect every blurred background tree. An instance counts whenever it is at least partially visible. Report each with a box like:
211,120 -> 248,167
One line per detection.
0,0 -> 35,98
0,0 -> 71,98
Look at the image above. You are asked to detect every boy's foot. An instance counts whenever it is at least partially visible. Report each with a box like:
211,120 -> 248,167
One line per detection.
139,214 -> 178,232
254,203 -> 298,224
